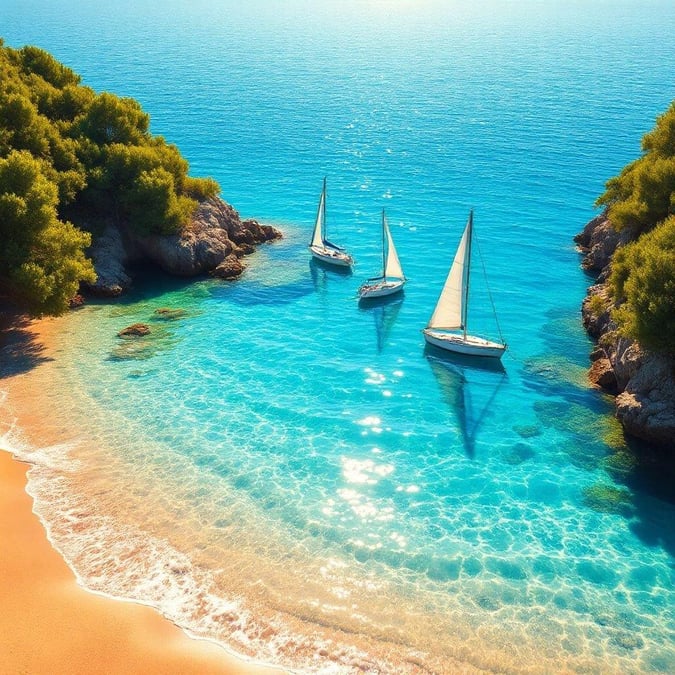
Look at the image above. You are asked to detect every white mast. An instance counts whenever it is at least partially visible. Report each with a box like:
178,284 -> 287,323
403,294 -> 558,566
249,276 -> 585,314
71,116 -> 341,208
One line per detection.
462,210 -> 473,339
381,209 -> 387,279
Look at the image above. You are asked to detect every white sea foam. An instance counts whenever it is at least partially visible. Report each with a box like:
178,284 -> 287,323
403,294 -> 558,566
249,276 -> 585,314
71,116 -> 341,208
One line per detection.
17,445 -> 395,673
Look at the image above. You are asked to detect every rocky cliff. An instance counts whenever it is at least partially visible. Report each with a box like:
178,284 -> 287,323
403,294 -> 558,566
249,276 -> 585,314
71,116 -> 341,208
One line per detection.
575,213 -> 674,451
85,197 -> 281,296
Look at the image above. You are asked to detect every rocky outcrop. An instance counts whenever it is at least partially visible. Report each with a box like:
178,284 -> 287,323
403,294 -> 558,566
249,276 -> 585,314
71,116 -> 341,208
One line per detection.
574,212 -> 637,281
212,254 -> 244,280
86,197 -> 281,294
85,224 -> 133,296
615,353 -> 675,447
576,213 -> 675,451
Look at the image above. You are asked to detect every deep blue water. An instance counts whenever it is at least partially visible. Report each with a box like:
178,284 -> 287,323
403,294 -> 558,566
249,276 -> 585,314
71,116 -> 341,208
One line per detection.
2,1 -> 674,672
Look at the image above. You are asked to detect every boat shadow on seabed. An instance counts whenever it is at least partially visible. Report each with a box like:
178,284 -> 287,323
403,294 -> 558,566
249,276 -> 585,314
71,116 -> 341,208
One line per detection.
425,344 -> 506,459
357,293 -> 404,353
309,257 -> 353,290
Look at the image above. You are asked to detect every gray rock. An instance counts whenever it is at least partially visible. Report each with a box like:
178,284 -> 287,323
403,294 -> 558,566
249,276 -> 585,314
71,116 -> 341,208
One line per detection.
84,197 -> 281,287
574,211 -> 636,275
589,357 -> 618,392
85,224 -> 133,296
135,198 -> 281,276
616,353 -> 675,448
212,254 -> 244,280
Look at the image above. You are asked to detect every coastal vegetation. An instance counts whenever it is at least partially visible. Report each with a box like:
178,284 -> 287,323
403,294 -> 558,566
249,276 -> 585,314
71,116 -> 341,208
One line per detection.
609,216 -> 675,352
0,40 -> 219,316
596,102 -> 675,353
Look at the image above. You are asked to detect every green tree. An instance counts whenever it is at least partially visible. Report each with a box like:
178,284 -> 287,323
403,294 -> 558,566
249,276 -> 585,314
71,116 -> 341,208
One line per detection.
77,91 -> 149,146
0,150 -> 95,315
16,45 -> 80,89
122,167 -> 196,235
609,216 -> 675,352
0,40 -> 221,316
597,101 -> 675,232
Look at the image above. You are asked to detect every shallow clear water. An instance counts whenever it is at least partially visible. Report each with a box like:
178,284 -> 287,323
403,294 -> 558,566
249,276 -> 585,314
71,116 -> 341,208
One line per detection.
2,1 -> 675,672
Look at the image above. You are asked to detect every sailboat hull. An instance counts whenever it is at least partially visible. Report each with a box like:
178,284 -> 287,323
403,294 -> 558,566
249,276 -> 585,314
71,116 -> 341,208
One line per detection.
423,329 -> 506,359
309,245 -> 353,267
358,279 -> 405,299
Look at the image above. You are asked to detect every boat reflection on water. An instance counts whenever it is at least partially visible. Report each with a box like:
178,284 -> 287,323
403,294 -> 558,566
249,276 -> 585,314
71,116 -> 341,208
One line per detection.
424,344 -> 506,458
358,293 -> 404,353
309,257 -> 353,293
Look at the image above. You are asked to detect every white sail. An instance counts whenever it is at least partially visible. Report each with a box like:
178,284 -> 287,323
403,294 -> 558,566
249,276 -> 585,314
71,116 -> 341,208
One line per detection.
310,183 -> 326,248
383,215 -> 404,280
426,213 -> 471,331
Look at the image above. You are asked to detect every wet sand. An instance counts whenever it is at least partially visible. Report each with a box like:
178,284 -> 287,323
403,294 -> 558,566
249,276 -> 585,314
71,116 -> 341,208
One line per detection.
0,452 -> 285,675
0,313 -> 281,675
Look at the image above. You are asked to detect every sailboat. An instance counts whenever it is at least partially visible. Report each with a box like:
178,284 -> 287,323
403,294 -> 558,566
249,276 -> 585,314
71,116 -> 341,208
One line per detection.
308,177 -> 354,267
358,209 -> 406,299
423,210 -> 506,359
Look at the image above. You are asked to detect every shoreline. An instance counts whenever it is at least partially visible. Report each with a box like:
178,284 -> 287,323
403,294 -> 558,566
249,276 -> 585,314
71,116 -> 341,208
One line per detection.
0,313 -> 283,675
0,451 -> 282,674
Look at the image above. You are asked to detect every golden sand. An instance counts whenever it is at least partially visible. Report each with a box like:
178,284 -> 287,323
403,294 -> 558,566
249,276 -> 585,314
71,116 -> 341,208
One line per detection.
0,314 -> 282,675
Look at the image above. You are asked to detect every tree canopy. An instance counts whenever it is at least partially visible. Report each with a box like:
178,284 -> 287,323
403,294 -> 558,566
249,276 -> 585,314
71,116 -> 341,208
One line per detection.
609,215 -> 675,353
0,40 -> 220,316
0,149 -> 95,316
597,101 -> 675,233
598,101 -> 675,354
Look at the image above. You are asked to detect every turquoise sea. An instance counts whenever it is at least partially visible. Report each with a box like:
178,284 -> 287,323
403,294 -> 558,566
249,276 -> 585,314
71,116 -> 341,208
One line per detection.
2,1 -> 675,672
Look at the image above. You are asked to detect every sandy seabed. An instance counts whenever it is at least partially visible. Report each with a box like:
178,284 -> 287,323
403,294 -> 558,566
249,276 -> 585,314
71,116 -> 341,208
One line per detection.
0,315 -> 281,675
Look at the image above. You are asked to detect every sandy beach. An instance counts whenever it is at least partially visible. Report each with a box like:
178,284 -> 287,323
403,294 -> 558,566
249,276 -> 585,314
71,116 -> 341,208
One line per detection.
0,314 -> 281,675
0,453 -> 286,675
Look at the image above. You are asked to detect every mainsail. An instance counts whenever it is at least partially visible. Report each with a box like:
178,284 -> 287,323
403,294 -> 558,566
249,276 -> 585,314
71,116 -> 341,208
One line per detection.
383,214 -> 404,280
310,179 -> 326,248
426,210 -> 473,331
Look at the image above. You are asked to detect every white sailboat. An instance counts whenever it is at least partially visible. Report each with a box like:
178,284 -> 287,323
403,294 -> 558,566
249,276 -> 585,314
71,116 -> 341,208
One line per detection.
423,210 -> 506,359
358,209 -> 406,299
308,177 -> 354,267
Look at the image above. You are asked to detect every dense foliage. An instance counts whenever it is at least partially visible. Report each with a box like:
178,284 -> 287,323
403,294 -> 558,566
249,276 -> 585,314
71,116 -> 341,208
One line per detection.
597,101 -> 675,232
0,150 -> 95,315
0,40 -> 219,315
609,216 -> 675,353
598,101 -> 675,354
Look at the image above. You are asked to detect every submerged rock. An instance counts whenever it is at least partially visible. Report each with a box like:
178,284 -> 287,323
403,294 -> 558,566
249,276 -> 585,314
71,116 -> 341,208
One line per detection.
602,450 -> 638,477
524,354 -> 589,391
513,424 -> 542,439
111,324 -> 175,360
117,323 -> 151,337
610,631 -> 644,652
502,442 -> 536,465
110,339 -> 155,360
153,307 -> 187,321
582,483 -> 633,515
